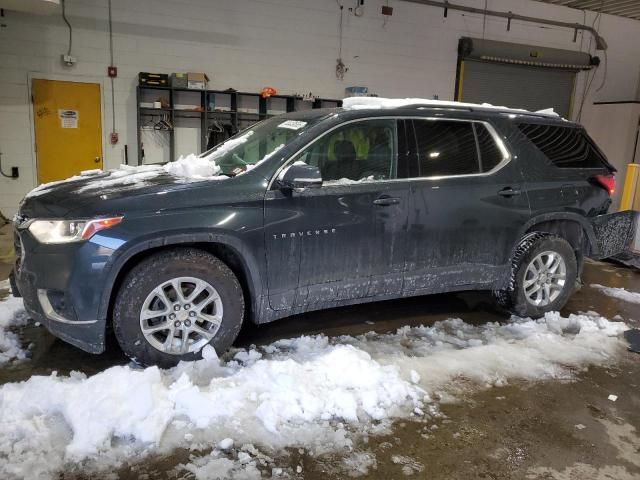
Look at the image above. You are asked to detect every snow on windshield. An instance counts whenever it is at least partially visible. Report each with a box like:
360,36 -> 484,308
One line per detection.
342,97 -> 560,117
203,130 -> 254,162
0,287 -> 628,478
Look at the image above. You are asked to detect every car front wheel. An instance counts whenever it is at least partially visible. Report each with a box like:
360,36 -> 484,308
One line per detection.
113,248 -> 244,367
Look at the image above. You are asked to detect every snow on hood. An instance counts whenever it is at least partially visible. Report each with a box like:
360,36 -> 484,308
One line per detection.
342,97 -> 560,117
26,161 -> 223,199
24,131 -> 258,199
0,290 -> 629,478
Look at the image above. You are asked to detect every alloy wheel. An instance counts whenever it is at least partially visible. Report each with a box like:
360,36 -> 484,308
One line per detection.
139,276 -> 223,355
523,251 -> 567,307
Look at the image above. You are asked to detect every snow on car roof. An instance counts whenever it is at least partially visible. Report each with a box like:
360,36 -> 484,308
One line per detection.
342,97 -> 561,118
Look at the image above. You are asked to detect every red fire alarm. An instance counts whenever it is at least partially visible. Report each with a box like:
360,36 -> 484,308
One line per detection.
108,66 -> 117,77
110,132 -> 119,144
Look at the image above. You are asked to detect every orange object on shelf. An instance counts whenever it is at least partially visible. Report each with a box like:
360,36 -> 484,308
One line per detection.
261,87 -> 277,98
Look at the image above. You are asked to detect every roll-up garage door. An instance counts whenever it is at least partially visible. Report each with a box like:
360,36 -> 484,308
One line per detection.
460,61 -> 575,118
456,37 -> 597,119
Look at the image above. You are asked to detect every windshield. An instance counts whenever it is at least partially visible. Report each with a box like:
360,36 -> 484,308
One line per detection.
200,116 -> 319,176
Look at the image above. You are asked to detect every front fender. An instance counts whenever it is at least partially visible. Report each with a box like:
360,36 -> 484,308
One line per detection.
95,209 -> 265,321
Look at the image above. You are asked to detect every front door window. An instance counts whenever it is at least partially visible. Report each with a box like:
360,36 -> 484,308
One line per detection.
294,119 -> 396,183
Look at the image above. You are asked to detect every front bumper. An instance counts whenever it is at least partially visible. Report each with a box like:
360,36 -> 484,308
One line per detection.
12,226 -> 116,354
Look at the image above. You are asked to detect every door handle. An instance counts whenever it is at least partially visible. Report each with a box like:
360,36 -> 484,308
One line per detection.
497,187 -> 522,197
373,196 -> 400,206
94,156 -> 101,164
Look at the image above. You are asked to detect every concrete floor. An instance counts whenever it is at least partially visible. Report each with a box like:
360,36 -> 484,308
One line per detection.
1,223 -> 639,479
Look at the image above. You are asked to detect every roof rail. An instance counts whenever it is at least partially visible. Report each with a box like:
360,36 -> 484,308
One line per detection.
341,98 -> 564,119
399,103 -> 564,120
400,103 -> 474,112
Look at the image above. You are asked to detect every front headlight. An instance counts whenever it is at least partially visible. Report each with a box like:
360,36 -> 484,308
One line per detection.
28,217 -> 123,244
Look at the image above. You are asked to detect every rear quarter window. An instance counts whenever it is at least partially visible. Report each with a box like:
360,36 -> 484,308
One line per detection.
517,123 -> 609,169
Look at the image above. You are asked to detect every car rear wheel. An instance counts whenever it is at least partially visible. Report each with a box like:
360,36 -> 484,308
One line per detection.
113,248 -> 244,368
494,233 -> 577,318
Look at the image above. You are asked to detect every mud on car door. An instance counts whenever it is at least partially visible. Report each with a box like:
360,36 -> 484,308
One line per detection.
263,118 -> 409,311
402,118 -> 531,293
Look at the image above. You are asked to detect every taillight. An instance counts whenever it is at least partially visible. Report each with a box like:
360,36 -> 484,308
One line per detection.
592,174 -> 615,195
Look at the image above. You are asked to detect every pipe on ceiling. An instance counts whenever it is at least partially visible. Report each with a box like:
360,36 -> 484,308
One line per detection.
402,0 -> 608,50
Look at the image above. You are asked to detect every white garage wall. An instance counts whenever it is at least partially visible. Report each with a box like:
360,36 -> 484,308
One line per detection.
1,0 -> 640,216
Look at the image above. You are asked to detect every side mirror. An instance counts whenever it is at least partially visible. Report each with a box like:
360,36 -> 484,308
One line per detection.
277,163 -> 323,191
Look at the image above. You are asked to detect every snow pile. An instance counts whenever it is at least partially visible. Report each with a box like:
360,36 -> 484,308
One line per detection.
342,97 -> 560,117
164,154 -> 221,179
0,293 -> 29,364
0,311 -> 628,478
591,284 -> 640,304
344,312 -> 627,392
0,342 -> 418,478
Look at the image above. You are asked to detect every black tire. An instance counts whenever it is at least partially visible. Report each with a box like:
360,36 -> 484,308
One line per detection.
493,233 -> 577,318
113,248 -> 244,368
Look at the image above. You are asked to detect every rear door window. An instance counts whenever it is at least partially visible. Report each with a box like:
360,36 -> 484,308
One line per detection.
517,123 -> 609,169
412,120 -> 480,177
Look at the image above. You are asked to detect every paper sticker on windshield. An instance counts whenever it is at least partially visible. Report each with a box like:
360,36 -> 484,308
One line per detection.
278,120 -> 307,130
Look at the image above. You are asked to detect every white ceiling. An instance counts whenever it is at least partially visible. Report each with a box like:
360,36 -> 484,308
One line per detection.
534,0 -> 640,21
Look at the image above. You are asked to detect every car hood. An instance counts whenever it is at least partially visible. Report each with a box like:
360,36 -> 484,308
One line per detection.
18,168 -> 237,219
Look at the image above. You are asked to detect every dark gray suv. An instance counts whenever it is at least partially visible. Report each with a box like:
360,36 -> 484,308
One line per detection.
11,101 -> 636,367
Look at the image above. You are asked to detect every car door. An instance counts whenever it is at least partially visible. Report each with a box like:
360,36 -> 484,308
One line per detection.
403,117 -> 531,294
264,118 -> 409,311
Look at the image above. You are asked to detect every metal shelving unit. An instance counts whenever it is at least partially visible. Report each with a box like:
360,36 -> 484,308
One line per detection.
136,85 -> 342,165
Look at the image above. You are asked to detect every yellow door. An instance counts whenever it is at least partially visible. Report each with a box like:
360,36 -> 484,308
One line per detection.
32,79 -> 103,184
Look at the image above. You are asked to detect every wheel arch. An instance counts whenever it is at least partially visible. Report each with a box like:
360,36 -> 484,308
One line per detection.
99,232 -> 263,326
519,213 -> 599,279
520,213 -> 598,257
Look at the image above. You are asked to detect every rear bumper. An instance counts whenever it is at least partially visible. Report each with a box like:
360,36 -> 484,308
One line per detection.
589,210 -> 639,260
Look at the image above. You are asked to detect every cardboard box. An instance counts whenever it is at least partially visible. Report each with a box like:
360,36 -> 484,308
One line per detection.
187,72 -> 209,90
